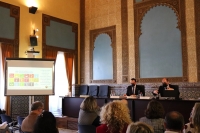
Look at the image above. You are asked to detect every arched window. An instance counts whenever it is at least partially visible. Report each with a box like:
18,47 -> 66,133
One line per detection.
93,34 -> 113,80
139,6 -> 182,78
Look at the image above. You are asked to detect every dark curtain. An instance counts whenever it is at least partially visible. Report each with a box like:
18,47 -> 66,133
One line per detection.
64,53 -> 74,93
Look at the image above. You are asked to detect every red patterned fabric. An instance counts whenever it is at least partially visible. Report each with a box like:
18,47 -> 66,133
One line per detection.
96,124 -> 128,133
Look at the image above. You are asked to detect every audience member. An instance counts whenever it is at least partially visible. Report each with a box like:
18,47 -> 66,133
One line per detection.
126,122 -> 154,133
33,111 -> 58,133
78,96 -> 100,127
164,111 -> 184,133
139,100 -> 165,133
125,78 -> 145,96
21,101 -> 44,133
184,102 -> 200,133
96,100 -> 132,133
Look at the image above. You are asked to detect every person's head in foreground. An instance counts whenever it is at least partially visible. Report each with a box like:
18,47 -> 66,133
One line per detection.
126,122 -> 154,133
191,102 -> 200,132
80,96 -> 98,112
164,111 -> 184,132
100,100 -> 132,133
145,100 -> 165,119
33,111 -> 58,133
31,101 -> 44,115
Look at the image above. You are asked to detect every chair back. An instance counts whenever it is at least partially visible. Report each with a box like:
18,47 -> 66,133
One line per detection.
0,114 -> 12,123
98,85 -> 109,98
17,116 -> 25,125
79,85 -> 89,95
78,125 -> 96,133
88,85 -> 98,97
137,85 -> 145,96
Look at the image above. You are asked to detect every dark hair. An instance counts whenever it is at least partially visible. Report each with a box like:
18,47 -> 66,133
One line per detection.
163,78 -> 169,82
131,78 -> 137,82
33,111 -> 58,133
165,111 -> 184,131
145,100 -> 164,119
31,101 -> 43,111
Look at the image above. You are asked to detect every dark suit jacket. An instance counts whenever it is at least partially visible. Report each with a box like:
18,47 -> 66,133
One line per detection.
126,85 -> 145,96
158,84 -> 180,97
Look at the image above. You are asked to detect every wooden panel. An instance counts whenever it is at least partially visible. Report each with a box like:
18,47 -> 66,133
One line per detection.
195,0 -> 200,81
62,97 -> 196,123
0,1 -> 19,58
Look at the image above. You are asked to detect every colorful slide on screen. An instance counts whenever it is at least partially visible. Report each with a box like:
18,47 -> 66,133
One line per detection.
7,67 -> 52,90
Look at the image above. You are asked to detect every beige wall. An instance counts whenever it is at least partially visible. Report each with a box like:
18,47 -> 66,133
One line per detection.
83,0 -> 197,83
1,0 -> 80,57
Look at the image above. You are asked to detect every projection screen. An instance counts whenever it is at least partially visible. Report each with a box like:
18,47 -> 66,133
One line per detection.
4,58 -> 55,96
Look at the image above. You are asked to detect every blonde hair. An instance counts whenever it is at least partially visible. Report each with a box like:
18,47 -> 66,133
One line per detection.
80,96 -> 98,112
126,122 -> 154,133
192,103 -> 200,132
100,100 -> 132,133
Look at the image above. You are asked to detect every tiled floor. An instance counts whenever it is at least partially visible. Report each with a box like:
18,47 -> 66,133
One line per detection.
15,128 -> 77,133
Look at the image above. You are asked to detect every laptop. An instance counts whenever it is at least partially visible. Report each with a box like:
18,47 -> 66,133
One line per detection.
162,90 -> 179,100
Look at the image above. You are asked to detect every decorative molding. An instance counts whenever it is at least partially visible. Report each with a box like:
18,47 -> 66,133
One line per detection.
42,14 -> 78,83
90,26 -> 117,83
80,0 -> 85,84
134,0 -> 188,82
91,80 -> 117,84
121,0 -> 129,83
43,15 -> 50,26
0,1 -> 19,58
195,0 -> 200,81
10,5 -> 20,18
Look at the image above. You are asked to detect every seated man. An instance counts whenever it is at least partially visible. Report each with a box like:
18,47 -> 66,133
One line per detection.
21,101 -> 44,133
125,78 -> 145,96
153,78 -> 180,97
164,111 -> 184,133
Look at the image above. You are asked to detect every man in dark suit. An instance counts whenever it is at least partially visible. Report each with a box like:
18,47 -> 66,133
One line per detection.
125,78 -> 145,96
153,78 -> 180,97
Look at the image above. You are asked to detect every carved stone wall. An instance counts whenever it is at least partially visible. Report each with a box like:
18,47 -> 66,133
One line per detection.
83,0 -> 122,83
128,0 -> 135,79
186,0 -> 197,82
81,0 -> 197,84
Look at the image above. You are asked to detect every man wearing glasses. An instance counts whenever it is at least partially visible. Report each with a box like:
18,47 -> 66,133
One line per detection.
21,101 -> 44,133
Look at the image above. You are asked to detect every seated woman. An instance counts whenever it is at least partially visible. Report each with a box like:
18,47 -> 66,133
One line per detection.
184,102 -> 200,133
33,111 -> 58,133
96,100 -> 132,133
126,122 -> 154,133
78,96 -> 100,127
139,100 -> 165,133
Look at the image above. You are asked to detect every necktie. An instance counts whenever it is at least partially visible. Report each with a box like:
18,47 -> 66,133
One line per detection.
132,86 -> 135,94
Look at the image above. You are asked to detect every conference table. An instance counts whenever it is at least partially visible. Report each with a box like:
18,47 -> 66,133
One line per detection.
62,97 -> 199,123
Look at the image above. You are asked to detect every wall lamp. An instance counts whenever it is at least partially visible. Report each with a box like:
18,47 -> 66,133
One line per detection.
29,6 -> 38,14
30,29 -> 39,48
33,29 -> 39,38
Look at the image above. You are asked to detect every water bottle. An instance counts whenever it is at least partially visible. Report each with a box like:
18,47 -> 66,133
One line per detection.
137,90 -> 140,99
